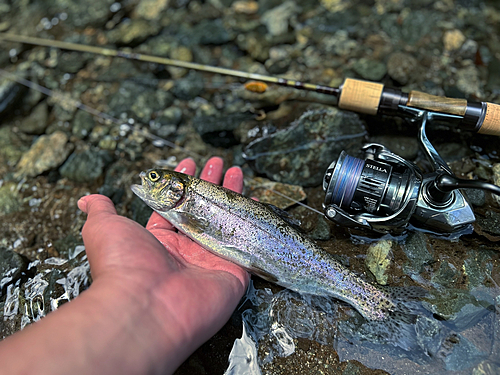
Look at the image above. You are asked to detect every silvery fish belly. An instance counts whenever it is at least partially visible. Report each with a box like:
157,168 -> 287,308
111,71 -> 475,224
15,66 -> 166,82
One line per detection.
131,169 -> 395,321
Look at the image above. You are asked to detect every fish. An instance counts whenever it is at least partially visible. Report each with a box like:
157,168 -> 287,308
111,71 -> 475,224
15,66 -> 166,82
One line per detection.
131,168 -> 399,322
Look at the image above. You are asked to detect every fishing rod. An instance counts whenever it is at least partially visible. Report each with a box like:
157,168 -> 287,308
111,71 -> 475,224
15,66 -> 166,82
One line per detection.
1,32 -> 500,137
2,32 -> 500,236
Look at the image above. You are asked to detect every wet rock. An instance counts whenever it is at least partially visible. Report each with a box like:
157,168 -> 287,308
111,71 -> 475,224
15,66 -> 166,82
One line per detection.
243,106 -> 366,187
308,216 -> 331,241
463,248 -> 496,288
192,112 -> 253,148
194,19 -> 232,45
473,360 -> 500,375
15,252 -> 90,332
486,58 -> 500,93
98,136 -> 117,151
465,189 -> 486,207
107,18 -> 162,46
438,142 -> 473,163
475,211 -> 500,236
158,106 -> 183,126
0,182 -> 21,215
0,248 -> 29,296
47,0 -> 114,28
52,235 -> 83,259
401,231 -> 434,276
18,102 -> 49,135
431,261 -> 459,288
352,57 -> 387,81
130,197 -> 153,227
0,65 -> 28,119
15,131 -> 73,178
131,90 -> 174,123
386,52 -> 418,85
261,1 -> 300,36
456,65 -> 481,97
370,135 -> 419,160
167,46 -> 193,79
171,71 -> 205,100
423,289 -> 490,329
98,161 -> 129,205
134,0 -> 170,20
492,163 -> 500,205
365,239 -> 393,285
72,110 -> 95,139
245,177 -> 307,210
59,149 -> 113,183
342,361 -> 362,375
441,332 -> 488,372
0,127 -> 27,166
443,29 -> 466,51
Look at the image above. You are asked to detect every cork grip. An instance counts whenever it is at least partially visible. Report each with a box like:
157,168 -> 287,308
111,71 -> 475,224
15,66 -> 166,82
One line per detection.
479,103 -> 500,136
407,91 -> 467,116
338,78 -> 384,115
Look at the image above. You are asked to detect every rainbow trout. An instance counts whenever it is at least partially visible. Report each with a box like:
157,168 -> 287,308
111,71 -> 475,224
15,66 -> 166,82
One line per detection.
131,169 -> 397,321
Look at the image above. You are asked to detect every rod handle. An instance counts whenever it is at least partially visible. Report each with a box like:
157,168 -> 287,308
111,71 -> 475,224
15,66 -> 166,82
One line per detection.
338,78 -> 383,115
479,102 -> 500,136
406,90 -> 467,116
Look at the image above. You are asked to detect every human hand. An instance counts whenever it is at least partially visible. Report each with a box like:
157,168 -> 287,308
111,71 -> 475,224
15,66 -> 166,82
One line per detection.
77,156 -> 250,370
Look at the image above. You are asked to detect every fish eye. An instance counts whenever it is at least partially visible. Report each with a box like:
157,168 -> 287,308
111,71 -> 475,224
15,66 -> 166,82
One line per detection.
148,171 -> 160,182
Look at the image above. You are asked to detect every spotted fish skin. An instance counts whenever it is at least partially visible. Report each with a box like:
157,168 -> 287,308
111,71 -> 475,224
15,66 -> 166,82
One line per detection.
131,169 -> 395,321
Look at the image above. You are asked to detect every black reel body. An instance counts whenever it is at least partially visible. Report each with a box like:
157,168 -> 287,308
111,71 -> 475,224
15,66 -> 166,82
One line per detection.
322,107 -> 499,235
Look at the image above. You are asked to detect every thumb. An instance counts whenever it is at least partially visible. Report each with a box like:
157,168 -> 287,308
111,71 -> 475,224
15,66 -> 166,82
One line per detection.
78,194 -> 117,217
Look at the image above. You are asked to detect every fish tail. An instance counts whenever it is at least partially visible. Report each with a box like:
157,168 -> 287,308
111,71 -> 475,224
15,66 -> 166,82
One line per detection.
340,286 -> 458,357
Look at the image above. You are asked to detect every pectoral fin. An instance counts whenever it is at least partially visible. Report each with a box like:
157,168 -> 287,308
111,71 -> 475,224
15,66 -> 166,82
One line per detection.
249,265 -> 279,283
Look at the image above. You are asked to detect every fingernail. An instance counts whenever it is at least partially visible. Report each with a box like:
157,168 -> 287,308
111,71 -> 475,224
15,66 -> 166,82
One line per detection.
77,196 -> 88,213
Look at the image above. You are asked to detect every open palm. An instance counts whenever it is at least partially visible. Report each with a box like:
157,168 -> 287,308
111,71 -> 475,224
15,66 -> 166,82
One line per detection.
78,157 -> 250,359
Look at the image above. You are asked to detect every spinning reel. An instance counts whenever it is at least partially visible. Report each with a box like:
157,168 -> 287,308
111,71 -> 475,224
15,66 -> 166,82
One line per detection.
323,107 -> 500,234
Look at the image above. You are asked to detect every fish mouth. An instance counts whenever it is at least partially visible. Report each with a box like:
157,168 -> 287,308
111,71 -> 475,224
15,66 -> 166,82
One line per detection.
130,184 -> 146,200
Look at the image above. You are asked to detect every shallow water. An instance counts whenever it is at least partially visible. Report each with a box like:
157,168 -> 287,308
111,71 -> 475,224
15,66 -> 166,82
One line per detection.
1,0 -> 500,374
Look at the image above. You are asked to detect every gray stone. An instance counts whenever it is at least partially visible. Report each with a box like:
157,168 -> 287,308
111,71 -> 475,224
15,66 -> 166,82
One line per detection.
0,182 -> 21,215
72,110 -> 95,139
386,52 -> 418,85
431,261 -> 459,288
18,102 -> 49,135
365,239 -> 393,285
194,19 -> 232,45
353,57 -> 387,81
370,135 -> 419,160
465,189 -> 486,207
131,90 -> 174,123
0,248 -> 28,295
0,127 -> 27,166
463,248 -> 495,288
192,112 -> 252,148
159,106 -> 183,126
308,216 -> 331,241
401,231 -> 434,275
130,196 -> 153,227
171,71 -> 205,100
492,163 -> 500,206
106,18 -> 162,46
442,333 -> 488,372
59,149 -> 112,183
15,131 -> 73,178
476,211 -> 500,236
243,106 -> 366,187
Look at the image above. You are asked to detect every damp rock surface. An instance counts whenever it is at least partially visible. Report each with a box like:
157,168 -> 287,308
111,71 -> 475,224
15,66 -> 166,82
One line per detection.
0,1 -> 499,374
